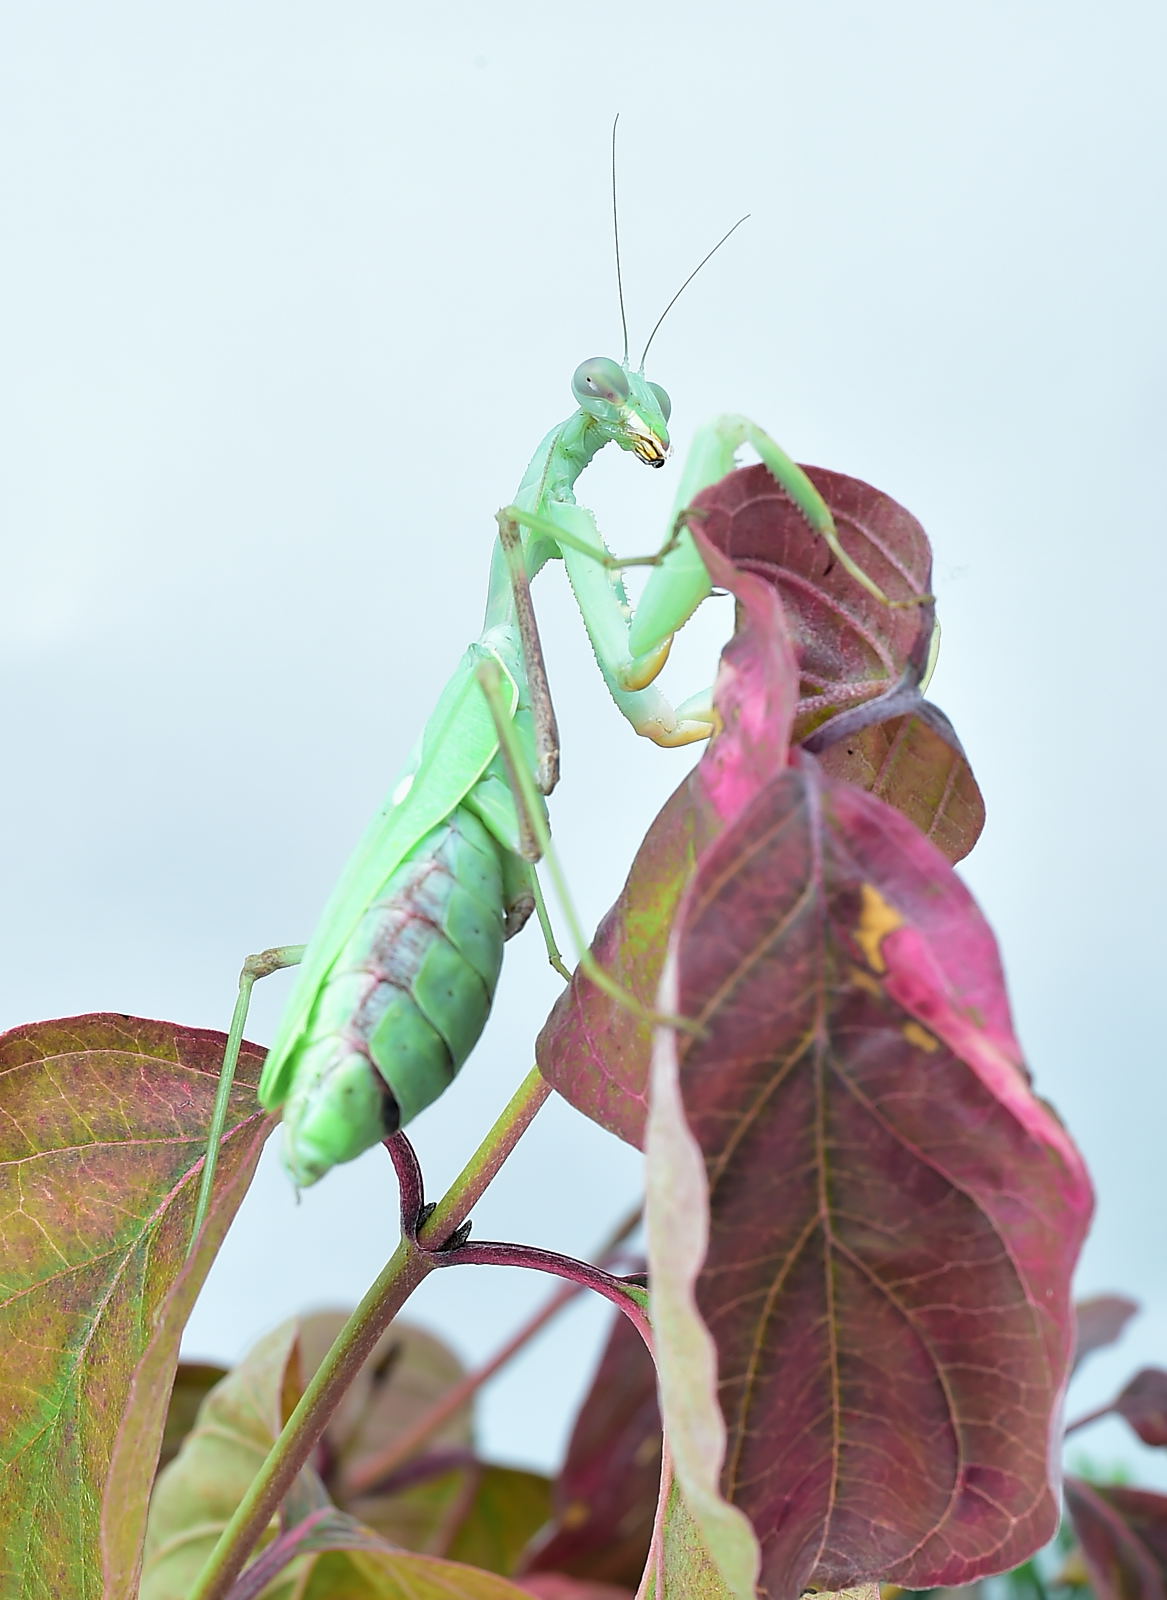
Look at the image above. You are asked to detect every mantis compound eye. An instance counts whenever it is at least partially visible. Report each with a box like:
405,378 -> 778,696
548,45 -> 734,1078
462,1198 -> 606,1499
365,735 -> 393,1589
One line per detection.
572,356 -> 631,408
648,381 -> 672,423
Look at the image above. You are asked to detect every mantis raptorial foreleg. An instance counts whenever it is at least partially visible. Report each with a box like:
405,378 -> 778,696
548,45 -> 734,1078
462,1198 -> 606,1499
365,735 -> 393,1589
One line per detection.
494,501 -> 716,749
494,510 -> 560,798
494,410 -> 930,751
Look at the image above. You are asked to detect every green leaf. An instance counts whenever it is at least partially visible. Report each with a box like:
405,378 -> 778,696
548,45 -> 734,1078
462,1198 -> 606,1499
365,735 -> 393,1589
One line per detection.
638,1476 -> 746,1599
142,1319 -> 303,1600
294,1548 -> 546,1599
0,1013 -> 270,1600
297,1310 -> 475,1555
145,1313 -> 553,1598
644,1018 -> 761,1600
446,1465 -> 554,1573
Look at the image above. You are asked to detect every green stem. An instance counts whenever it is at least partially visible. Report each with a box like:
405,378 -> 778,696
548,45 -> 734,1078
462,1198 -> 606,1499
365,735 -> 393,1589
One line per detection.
343,1198 -> 641,1499
188,1063 -> 552,1600
187,1239 -> 429,1600
418,1064 -> 550,1247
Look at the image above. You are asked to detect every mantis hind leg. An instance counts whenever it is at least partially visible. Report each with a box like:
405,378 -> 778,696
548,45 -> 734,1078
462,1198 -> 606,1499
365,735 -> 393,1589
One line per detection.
188,943 -> 306,1254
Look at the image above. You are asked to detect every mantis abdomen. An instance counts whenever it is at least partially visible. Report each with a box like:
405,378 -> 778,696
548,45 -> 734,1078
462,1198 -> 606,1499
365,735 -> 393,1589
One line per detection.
277,803 -> 516,1185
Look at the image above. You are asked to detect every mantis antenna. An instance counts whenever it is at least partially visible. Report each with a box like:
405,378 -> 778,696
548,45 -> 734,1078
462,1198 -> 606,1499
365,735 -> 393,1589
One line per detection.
611,114 -> 630,366
610,115 -> 747,372
639,213 -> 750,371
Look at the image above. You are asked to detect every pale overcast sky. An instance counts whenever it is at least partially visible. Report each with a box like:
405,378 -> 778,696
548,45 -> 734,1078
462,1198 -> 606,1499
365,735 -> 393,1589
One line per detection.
3,1 -> 1164,1482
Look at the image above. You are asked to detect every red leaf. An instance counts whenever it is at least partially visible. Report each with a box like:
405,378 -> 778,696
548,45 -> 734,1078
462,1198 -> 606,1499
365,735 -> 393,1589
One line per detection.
692,460 -> 982,861
518,1579 -> 634,1599
660,760 -> 1092,1597
1074,1296 -> 1141,1372
689,461 -> 934,740
538,463 -> 980,1138
521,1308 -> 660,1587
1113,1370 -> 1167,1448
1064,1478 -> 1167,1600
536,531 -> 800,1147
808,693 -> 985,863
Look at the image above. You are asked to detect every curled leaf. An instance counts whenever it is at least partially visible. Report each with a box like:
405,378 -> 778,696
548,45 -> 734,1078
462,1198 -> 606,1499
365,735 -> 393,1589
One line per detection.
688,460 -> 934,738
806,682 -> 984,862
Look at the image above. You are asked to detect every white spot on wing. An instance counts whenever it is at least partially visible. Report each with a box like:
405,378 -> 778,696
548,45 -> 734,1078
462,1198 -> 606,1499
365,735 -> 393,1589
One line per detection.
391,772 -> 414,807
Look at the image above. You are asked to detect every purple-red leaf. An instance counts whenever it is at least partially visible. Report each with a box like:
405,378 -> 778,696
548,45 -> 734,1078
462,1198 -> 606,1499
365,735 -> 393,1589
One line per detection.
546,455 -> 1084,1597
688,461 -> 934,740
1111,1370 -> 1167,1448
521,1308 -> 661,1588
646,760 -> 1092,1598
536,534 -> 800,1147
538,462 -> 975,1140
0,1013 -> 270,1600
807,689 -> 985,863
1064,1478 -> 1167,1600
1074,1295 -> 1141,1372
692,459 -> 982,860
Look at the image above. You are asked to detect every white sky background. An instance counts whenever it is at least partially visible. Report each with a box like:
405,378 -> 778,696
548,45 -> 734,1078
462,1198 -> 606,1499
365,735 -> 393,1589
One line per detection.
2,1 -> 1164,1485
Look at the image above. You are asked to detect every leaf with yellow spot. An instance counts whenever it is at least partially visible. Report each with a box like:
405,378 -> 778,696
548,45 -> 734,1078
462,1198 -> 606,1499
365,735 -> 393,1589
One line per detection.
854,881 -> 905,972
644,756 -> 1093,1600
538,518 -> 1093,1600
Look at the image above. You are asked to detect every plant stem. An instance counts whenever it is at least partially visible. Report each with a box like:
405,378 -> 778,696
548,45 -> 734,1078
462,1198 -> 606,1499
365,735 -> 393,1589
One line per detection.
342,1199 -> 644,1499
188,1239 -> 429,1600
417,1064 -> 550,1247
188,1063 -> 553,1600
1063,1401 -> 1112,1435
436,1238 -> 651,1336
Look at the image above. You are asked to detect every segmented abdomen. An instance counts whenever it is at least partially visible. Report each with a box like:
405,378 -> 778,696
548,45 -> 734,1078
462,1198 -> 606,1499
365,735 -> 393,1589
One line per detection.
280,804 -> 506,1184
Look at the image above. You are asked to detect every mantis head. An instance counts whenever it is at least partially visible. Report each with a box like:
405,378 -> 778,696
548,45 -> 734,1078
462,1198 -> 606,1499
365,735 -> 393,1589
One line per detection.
571,356 -> 671,467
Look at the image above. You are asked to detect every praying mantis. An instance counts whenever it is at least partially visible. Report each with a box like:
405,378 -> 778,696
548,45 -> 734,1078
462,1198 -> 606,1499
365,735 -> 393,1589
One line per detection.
189,137 -> 919,1248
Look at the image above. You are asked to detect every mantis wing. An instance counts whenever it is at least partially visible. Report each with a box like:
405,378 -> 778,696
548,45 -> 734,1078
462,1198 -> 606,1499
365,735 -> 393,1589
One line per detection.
258,632 -> 523,1109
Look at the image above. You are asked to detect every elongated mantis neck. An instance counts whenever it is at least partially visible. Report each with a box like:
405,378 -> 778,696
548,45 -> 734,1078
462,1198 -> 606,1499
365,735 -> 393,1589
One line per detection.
483,408 -> 609,630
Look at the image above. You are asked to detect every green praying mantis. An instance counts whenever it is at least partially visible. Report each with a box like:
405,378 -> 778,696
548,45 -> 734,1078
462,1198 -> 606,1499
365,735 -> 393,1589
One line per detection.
189,136 -> 921,1248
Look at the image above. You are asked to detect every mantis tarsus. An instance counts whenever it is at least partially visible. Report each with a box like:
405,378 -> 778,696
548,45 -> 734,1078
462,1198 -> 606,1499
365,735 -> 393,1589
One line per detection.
189,140 -> 926,1248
